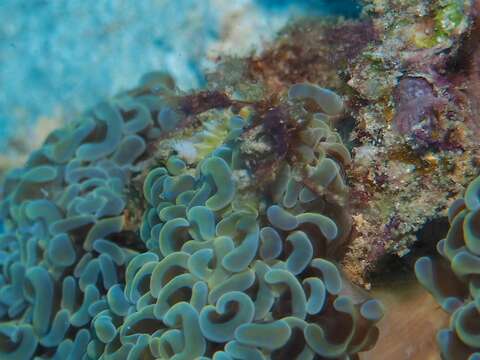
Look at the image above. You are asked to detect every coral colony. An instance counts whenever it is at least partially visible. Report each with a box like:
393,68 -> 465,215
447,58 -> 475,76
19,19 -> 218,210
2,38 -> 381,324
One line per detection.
0,75 -> 383,359
416,175 -> 480,359
2,0 -> 480,359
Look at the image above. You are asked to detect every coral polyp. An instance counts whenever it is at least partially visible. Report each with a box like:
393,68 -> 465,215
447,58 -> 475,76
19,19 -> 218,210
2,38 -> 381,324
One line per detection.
0,72 -> 383,359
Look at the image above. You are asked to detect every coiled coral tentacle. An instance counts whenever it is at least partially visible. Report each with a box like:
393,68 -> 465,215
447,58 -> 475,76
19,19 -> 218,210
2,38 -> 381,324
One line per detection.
288,83 -> 344,115
265,269 -> 307,319
199,291 -> 255,342
235,320 -> 291,350
201,156 -> 236,211
24,266 -> 54,335
163,302 -> 206,359
76,101 -> 124,161
221,215 -> 260,273
0,324 -> 38,360
286,231 -> 313,275
303,277 -> 327,315
225,340 -> 266,360
304,296 -> 357,357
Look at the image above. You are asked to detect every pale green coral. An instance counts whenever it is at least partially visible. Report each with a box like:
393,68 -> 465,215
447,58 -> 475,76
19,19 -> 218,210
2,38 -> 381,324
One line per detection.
0,75 -> 383,359
124,83 -> 382,359
416,174 -> 480,359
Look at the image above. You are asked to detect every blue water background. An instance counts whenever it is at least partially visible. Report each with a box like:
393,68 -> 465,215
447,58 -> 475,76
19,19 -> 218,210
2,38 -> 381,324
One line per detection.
0,0 -> 359,148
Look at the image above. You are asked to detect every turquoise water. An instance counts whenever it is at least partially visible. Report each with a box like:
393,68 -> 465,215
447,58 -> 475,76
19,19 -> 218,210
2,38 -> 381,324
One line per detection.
0,0 -> 359,151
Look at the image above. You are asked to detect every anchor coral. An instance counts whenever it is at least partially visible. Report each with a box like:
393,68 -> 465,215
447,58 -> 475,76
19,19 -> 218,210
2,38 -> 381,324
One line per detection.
0,72 -> 181,359
415,174 -> 480,360
0,73 -> 383,359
